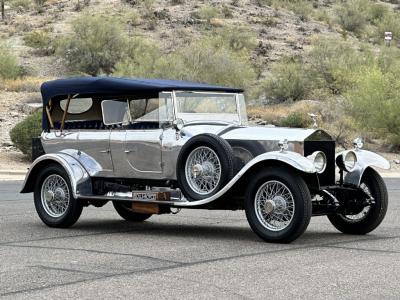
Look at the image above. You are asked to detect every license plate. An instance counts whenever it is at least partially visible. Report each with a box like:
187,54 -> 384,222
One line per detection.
132,191 -> 170,201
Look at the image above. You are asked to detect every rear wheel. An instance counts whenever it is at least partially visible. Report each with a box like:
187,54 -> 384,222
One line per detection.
328,168 -> 388,234
245,167 -> 312,243
112,201 -> 152,222
34,164 -> 83,228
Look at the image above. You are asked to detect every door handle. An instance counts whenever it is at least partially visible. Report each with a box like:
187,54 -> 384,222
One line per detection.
124,150 -> 133,153
100,149 -> 110,153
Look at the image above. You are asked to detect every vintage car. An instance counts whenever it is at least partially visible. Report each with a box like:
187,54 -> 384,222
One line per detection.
21,77 -> 390,243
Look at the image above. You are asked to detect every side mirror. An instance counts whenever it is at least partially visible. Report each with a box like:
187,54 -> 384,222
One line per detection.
172,118 -> 184,131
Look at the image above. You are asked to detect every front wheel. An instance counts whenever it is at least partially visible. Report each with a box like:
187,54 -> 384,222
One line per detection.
245,167 -> 312,243
34,163 -> 83,228
328,168 -> 388,235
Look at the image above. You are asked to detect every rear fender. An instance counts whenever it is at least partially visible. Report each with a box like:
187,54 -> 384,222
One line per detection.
20,153 -> 92,198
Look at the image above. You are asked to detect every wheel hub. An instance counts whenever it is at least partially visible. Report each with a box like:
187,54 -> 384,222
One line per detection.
264,200 -> 276,214
44,190 -> 54,202
54,187 -> 66,200
192,164 -> 203,178
254,180 -> 295,232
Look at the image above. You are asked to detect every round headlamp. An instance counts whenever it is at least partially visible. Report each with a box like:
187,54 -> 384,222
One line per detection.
336,150 -> 357,172
307,151 -> 327,174
344,151 -> 357,171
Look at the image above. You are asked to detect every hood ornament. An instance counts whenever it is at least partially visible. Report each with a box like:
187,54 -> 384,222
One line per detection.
308,113 -> 318,128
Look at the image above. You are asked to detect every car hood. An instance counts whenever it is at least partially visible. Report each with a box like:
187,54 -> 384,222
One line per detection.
181,124 -> 333,142
220,126 -> 333,142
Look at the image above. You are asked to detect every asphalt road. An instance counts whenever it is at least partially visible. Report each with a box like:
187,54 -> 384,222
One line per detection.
1,179 -> 400,299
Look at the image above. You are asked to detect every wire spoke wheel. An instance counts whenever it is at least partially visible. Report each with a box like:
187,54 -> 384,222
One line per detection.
40,174 -> 70,218
342,183 -> 372,222
185,146 -> 222,195
254,180 -> 295,232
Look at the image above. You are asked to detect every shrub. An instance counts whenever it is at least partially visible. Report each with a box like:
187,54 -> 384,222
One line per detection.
373,12 -> 400,43
10,111 -> 42,159
115,37 -> 256,90
0,43 -> 21,80
307,38 -> 373,94
56,15 -> 128,75
336,0 -> 368,35
262,58 -> 309,102
209,25 -> 258,53
114,37 -> 162,78
33,0 -> 46,12
23,30 -> 53,55
126,10 -> 142,26
9,0 -> 31,10
192,4 -> 220,22
279,111 -> 310,128
347,68 -> 400,146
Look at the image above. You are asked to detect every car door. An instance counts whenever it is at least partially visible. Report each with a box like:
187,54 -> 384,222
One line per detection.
78,129 -> 113,174
124,98 -> 163,175
125,129 -> 163,174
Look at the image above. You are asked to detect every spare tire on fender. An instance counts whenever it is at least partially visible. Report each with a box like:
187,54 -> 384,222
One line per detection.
177,133 -> 235,201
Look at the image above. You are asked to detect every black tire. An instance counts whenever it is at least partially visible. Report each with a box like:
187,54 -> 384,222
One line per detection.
245,167 -> 312,243
34,163 -> 83,228
328,168 -> 388,235
177,133 -> 235,200
113,201 -> 152,222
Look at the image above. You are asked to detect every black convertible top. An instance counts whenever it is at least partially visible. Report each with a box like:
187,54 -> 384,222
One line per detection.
41,77 -> 243,130
41,77 -> 243,105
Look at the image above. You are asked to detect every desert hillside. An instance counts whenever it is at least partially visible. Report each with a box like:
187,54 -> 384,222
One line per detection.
1,0 -> 400,168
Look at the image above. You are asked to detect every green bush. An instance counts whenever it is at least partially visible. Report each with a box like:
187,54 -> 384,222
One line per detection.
347,68 -> 400,146
307,38 -> 373,94
0,43 -> 21,80
10,111 -> 42,159
9,0 -> 31,10
279,111 -> 310,128
262,58 -> 309,102
23,30 -> 53,55
372,12 -> 400,43
115,37 -> 256,90
336,0 -> 368,35
114,37 -> 162,78
56,15 -> 128,75
209,25 -> 258,53
192,4 -> 220,21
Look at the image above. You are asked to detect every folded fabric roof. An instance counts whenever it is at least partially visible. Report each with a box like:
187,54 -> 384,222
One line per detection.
40,77 -> 243,130
41,77 -> 243,105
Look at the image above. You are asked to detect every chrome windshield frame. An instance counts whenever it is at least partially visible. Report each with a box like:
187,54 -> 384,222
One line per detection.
171,90 -> 244,126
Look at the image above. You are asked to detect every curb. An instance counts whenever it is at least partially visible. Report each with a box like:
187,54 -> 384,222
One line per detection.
0,170 -> 28,176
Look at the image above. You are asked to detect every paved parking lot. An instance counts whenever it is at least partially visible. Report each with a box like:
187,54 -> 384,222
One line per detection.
1,179 -> 400,299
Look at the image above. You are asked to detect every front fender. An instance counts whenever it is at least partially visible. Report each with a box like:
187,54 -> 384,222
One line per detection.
175,150 -> 316,207
339,149 -> 390,187
20,153 -> 92,198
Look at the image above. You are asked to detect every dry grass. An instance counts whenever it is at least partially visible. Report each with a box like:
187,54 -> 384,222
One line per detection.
248,100 -> 319,124
248,99 -> 360,149
1,77 -> 51,92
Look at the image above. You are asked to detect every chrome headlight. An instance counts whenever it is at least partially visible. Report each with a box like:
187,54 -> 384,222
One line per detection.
336,150 -> 358,172
344,151 -> 357,171
307,151 -> 327,174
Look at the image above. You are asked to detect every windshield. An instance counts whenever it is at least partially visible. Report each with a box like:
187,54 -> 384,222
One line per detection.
175,92 -> 241,124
